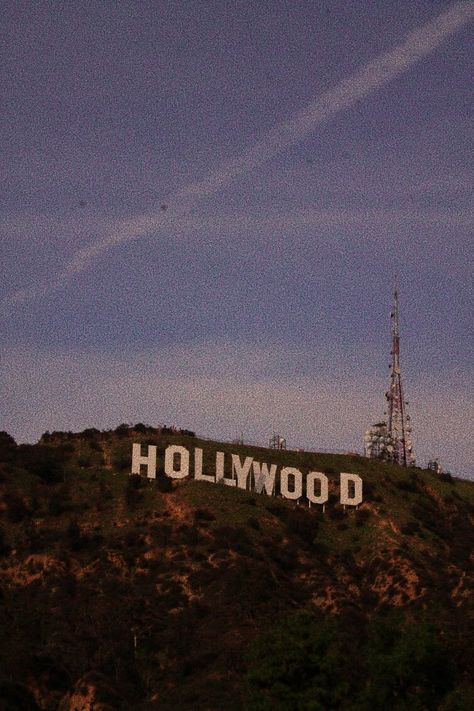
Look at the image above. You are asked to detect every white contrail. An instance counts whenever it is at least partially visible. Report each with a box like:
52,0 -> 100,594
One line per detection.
3,1 -> 474,309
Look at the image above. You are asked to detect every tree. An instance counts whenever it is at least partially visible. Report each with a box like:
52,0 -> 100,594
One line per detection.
245,612 -> 353,710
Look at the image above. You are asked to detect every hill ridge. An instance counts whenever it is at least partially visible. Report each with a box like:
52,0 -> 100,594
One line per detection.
0,427 -> 473,709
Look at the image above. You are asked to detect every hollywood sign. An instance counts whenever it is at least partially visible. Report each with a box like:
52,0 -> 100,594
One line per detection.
131,443 -> 363,507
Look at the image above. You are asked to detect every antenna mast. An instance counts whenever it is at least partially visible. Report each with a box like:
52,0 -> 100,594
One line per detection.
386,289 -> 415,466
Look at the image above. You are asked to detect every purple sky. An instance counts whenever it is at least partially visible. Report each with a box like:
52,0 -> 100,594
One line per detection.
1,1 -> 473,478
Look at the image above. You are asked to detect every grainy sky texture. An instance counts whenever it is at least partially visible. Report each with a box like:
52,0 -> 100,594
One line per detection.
1,1 -> 473,478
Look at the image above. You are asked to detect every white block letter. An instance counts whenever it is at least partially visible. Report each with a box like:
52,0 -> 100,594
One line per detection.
164,445 -> 190,479
280,467 -> 303,500
131,443 -> 157,479
340,473 -> 363,506
194,447 -> 214,482
215,451 -> 235,486
306,472 -> 329,504
231,454 -> 253,490
252,461 -> 277,495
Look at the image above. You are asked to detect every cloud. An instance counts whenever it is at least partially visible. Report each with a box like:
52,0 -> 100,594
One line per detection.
1,204 -> 472,311
3,2 -> 473,308
2,340 -> 472,479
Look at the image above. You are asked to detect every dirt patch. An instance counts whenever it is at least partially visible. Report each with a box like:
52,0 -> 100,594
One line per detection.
58,677 -> 116,711
311,585 -> 339,611
370,555 -> 423,605
0,554 -> 66,586
165,493 -> 193,523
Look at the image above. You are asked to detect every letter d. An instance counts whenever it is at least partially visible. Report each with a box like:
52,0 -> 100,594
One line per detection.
340,473 -> 363,506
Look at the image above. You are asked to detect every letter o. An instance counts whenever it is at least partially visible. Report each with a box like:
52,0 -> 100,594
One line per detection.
306,472 -> 329,504
164,445 -> 190,479
280,467 -> 303,500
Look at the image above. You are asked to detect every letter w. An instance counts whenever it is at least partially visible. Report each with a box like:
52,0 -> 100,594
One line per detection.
252,461 -> 276,495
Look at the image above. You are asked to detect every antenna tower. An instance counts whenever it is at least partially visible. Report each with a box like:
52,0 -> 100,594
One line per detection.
386,289 -> 415,467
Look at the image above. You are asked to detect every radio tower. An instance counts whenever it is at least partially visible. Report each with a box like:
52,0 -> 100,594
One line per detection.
386,289 -> 415,467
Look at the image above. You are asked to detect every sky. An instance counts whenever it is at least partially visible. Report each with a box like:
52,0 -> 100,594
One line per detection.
1,1 -> 473,478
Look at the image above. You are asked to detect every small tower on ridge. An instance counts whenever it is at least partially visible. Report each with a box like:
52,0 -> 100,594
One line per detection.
364,289 -> 415,467
386,289 -> 415,467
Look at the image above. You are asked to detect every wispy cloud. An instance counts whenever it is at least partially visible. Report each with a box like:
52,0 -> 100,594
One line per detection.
3,1 -> 474,308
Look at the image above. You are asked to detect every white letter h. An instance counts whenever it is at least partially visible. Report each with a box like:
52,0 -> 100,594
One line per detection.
131,443 -> 157,479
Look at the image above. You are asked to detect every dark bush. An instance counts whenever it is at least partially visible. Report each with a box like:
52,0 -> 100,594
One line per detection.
0,431 -> 17,461
133,422 -> 147,433
363,481 -> 376,496
115,423 -> 130,437
266,501 -> 288,519
125,475 -> 146,507
312,540 -> 329,557
155,474 -> 173,493
4,491 -> 30,522
124,529 -> 145,549
81,427 -> 100,439
66,520 -> 82,551
355,508 -> 371,527
401,520 -> 421,535
411,500 -> 440,532
0,526 -> 10,556
112,447 -> 131,472
394,478 -> 420,493
214,526 -> 252,555
47,491 -> 69,517
151,522 -> 172,546
77,452 -> 92,467
0,682 -> 40,710
16,444 -> 66,484
194,508 -> 216,523
285,508 -> 319,546
328,505 -> 345,520
248,517 -> 261,531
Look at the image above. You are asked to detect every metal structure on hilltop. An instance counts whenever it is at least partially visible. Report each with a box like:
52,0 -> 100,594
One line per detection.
269,434 -> 287,450
364,289 -> 415,467
386,289 -> 415,466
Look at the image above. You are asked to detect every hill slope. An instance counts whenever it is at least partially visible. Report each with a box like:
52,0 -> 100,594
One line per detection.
0,427 -> 473,710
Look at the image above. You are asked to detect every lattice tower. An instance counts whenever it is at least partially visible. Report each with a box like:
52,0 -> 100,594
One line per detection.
386,290 -> 415,467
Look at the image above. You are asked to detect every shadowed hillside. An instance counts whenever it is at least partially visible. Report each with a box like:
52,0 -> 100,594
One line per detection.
0,426 -> 473,710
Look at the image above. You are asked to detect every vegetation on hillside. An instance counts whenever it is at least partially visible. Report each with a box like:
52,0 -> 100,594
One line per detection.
0,426 -> 473,709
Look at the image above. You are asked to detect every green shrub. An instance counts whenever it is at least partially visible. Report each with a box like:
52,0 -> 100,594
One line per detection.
245,612 -> 353,710
362,616 -> 455,709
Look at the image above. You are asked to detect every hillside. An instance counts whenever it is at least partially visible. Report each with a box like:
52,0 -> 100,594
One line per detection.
0,426 -> 473,710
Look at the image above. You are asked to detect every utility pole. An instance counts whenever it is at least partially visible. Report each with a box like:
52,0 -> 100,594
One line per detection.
386,289 -> 415,467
